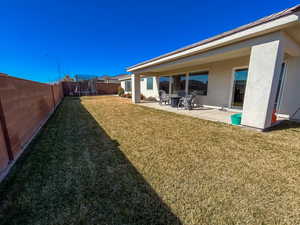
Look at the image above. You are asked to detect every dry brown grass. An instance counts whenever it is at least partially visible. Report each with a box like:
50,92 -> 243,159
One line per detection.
1,96 -> 300,225
81,96 -> 300,225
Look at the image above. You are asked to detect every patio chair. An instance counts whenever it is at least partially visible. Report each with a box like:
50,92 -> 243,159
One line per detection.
159,90 -> 170,105
177,94 -> 196,110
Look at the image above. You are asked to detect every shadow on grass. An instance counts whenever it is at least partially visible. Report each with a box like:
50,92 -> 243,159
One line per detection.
0,97 -> 182,225
266,120 -> 300,132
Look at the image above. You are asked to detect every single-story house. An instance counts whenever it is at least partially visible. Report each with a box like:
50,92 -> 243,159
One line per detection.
126,4 -> 300,130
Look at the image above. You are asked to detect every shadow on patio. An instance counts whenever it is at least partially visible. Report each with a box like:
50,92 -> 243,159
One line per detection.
0,98 -> 182,225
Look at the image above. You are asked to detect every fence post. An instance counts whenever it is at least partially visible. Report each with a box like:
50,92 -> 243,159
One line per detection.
0,97 -> 14,161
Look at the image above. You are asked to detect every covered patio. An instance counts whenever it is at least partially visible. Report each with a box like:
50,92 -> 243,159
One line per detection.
127,10 -> 300,130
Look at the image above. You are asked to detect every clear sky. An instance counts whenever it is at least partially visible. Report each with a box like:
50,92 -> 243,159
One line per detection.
1,0 -> 299,83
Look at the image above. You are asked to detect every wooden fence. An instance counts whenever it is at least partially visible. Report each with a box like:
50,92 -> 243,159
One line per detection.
62,81 -> 120,96
96,83 -> 120,95
0,75 -> 64,174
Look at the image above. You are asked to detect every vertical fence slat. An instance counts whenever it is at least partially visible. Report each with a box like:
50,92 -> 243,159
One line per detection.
0,97 -> 14,161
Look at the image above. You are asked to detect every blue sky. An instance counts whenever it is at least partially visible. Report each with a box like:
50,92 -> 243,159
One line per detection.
0,0 -> 298,83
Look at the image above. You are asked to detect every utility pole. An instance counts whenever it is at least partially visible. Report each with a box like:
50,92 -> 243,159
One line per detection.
44,54 -> 64,83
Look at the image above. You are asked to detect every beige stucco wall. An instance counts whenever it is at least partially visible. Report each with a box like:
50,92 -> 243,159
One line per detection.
277,56 -> 300,119
241,38 -> 285,129
140,77 -> 160,99
120,80 -> 126,91
121,76 -> 159,99
192,56 -> 250,107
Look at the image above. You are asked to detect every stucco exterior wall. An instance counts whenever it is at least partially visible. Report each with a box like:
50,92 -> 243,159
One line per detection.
121,77 -> 159,99
209,56 -> 250,107
241,38 -> 285,129
120,80 -> 126,91
193,56 -> 250,107
140,77 -> 159,99
278,56 -> 300,119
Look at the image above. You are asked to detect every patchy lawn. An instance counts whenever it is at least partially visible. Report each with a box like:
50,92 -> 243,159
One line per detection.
1,96 -> 300,225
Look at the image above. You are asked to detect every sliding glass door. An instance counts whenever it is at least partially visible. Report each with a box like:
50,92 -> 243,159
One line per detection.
159,75 -> 186,95
159,76 -> 170,94
232,69 -> 248,108
274,63 -> 286,110
171,74 -> 186,94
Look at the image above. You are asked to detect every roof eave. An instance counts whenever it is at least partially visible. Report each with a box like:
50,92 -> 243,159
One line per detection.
127,7 -> 300,73
119,77 -> 131,81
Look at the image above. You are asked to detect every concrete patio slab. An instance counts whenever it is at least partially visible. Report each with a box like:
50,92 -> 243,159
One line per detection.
139,102 -> 238,124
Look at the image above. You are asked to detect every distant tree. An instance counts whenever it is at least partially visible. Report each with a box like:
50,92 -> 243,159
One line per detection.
62,75 -> 74,82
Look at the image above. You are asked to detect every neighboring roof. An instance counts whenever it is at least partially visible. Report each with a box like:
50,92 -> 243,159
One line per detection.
113,73 -> 130,80
117,74 -> 131,81
98,74 -> 129,81
127,4 -> 300,71
98,75 -> 113,80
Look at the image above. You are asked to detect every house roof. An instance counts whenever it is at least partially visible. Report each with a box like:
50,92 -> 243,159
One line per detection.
98,74 -> 130,81
117,74 -> 131,81
113,74 -> 130,80
127,4 -> 300,72
98,75 -> 114,80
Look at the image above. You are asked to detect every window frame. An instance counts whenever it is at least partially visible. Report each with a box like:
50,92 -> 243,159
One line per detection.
275,62 -> 287,110
125,80 -> 132,92
231,68 -> 248,108
146,77 -> 153,90
188,71 -> 209,96
229,66 -> 248,108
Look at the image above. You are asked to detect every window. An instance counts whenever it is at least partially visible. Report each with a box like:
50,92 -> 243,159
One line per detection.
147,77 -> 153,90
125,80 -> 131,92
232,69 -> 248,107
159,76 -> 170,93
172,74 -> 186,94
188,71 -> 209,95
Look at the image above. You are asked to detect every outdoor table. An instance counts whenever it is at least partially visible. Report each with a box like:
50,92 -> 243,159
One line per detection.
170,96 -> 181,107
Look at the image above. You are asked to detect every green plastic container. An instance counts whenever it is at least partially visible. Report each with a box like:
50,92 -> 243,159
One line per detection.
231,113 -> 242,125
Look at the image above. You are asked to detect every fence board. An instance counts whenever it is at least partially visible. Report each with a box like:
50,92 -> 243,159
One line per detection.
0,119 -> 9,172
96,83 -> 120,95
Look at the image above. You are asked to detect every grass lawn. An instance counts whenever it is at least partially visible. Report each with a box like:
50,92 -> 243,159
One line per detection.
1,96 -> 300,225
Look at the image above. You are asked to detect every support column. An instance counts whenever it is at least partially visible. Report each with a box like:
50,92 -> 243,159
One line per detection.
241,37 -> 284,130
185,72 -> 189,95
169,76 -> 173,95
154,76 -> 160,99
131,73 -> 141,103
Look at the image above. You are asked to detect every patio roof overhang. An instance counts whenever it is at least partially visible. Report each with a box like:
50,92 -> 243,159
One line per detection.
127,6 -> 300,76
